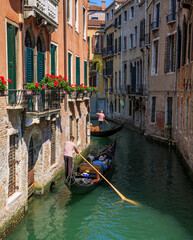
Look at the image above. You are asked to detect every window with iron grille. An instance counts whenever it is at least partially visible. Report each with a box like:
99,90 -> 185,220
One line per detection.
8,135 -> 16,197
51,121 -> 56,165
151,97 -> 156,123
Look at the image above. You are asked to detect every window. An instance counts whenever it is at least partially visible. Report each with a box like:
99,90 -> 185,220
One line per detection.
154,2 -> 160,27
87,36 -> 90,59
130,6 -> 134,19
114,18 -> 118,29
166,97 -> 173,125
176,96 -> 179,128
76,56 -> 80,85
84,60 -> 87,85
119,70 -> 121,91
51,44 -> 57,75
118,36 -> 121,52
170,0 -> 176,14
75,0 -> 78,31
111,9 -> 114,19
152,39 -> 159,74
180,97 -> 183,129
91,17 -> 98,20
151,97 -> 156,123
68,52 -> 72,85
51,121 -> 56,165
119,14 -> 121,26
165,34 -> 176,73
115,98 -> 117,112
182,18 -> 187,66
8,135 -> 17,197
187,23 -> 192,64
76,119 -> 80,142
124,10 -> 127,22
123,64 -> 127,90
124,36 -> 127,50
115,38 -> 117,54
92,35 -> 102,53
106,13 -> 109,22
83,7 -> 86,39
115,71 -> 117,92
130,34 -> 134,49
70,116 -> 73,137
134,26 -> 137,47
67,0 -> 72,24
25,30 -> 34,83
119,98 -> 121,113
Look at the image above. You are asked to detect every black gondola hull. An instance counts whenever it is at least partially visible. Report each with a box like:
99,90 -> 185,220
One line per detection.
91,124 -> 123,137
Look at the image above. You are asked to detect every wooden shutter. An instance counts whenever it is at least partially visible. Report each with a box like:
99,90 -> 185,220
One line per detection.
51,122 -> 56,166
164,36 -> 170,73
76,56 -> 80,85
84,61 -> 87,85
25,47 -> 34,83
68,52 -> 72,85
8,135 -> 16,197
51,45 -> 56,75
37,51 -> 45,82
92,36 -> 95,53
7,23 -> 16,89
172,34 -> 176,72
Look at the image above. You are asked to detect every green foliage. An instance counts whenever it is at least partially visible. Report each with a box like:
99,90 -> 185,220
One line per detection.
25,82 -> 42,91
92,58 -> 103,73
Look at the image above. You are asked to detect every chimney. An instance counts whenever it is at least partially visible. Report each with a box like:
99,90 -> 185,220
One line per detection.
101,1 -> 106,11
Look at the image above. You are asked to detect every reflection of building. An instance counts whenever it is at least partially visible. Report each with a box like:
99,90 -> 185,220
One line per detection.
88,1 -> 106,116
0,0 -> 89,237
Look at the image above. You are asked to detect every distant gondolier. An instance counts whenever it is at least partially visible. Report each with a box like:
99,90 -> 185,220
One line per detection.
96,110 -> 105,130
64,136 -> 79,179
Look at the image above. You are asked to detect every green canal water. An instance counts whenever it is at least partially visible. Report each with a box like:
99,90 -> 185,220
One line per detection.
6,128 -> 193,240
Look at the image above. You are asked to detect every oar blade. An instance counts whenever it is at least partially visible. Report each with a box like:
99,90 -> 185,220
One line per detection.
123,198 -> 141,206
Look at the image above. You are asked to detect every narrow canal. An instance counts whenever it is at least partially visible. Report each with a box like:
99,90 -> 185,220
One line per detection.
6,127 -> 193,240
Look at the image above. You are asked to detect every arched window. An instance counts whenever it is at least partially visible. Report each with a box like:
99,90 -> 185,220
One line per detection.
25,30 -> 34,83
37,36 -> 45,83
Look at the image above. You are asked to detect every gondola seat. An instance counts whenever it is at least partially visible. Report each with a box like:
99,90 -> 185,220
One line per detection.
79,163 -> 102,175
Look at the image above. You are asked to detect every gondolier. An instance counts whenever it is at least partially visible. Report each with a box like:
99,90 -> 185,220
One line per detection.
96,110 -> 105,130
64,136 -> 79,179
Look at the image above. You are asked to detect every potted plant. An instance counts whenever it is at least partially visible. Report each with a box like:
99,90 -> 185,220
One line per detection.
0,76 -> 11,95
76,84 -> 86,98
85,86 -> 92,97
25,82 -> 42,94
92,87 -> 99,93
67,84 -> 77,99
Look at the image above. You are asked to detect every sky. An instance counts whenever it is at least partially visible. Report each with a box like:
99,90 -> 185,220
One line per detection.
90,0 -> 114,8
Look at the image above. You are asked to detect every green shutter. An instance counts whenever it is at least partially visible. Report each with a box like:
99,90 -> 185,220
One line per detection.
67,0 -> 69,21
7,23 -> 16,89
68,52 -> 72,85
76,56 -> 80,85
25,47 -> 34,83
37,52 -> 45,82
84,61 -> 87,85
51,45 -> 56,75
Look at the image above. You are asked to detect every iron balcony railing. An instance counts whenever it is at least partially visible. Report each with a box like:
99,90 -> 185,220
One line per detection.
127,84 -> 147,95
6,90 -> 29,107
166,13 -> 176,23
25,89 -> 61,112
103,68 -> 113,77
151,21 -> 160,30
102,45 -> 114,57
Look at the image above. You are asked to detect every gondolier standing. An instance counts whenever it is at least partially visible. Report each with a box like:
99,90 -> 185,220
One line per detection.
64,136 -> 79,179
96,110 -> 105,130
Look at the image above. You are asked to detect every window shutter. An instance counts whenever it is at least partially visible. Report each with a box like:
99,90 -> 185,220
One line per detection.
68,52 -> 72,85
92,36 -> 95,53
76,56 -> 80,85
25,47 -> 34,83
51,45 -> 56,75
164,36 -> 170,73
177,28 -> 181,69
172,34 -> 176,72
182,18 -> 187,66
37,51 -> 45,82
84,61 -> 87,85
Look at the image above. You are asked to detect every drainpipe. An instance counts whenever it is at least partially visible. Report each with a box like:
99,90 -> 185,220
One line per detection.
174,0 -> 181,93
21,0 -> 25,88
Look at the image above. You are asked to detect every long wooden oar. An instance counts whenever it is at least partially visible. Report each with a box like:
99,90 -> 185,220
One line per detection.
104,119 -> 111,126
78,153 -> 141,206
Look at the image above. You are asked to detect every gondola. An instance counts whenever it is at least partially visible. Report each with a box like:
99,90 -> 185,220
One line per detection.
67,140 -> 117,194
91,123 -> 123,137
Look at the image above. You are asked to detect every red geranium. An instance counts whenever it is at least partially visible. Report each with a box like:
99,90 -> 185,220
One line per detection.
35,82 -> 39,87
8,79 -> 11,84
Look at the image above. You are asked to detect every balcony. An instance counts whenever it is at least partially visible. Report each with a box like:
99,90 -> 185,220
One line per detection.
102,46 -> 114,58
6,90 -> 28,110
103,68 -> 113,78
166,13 -> 176,24
127,84 -> 147,95
151,21 -> 160,31
24,0 -> 59,33
145,33 -> 150,47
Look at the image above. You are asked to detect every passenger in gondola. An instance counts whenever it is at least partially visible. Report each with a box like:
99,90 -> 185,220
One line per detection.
96,110 -> 105,130
64,136 -> 79,180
